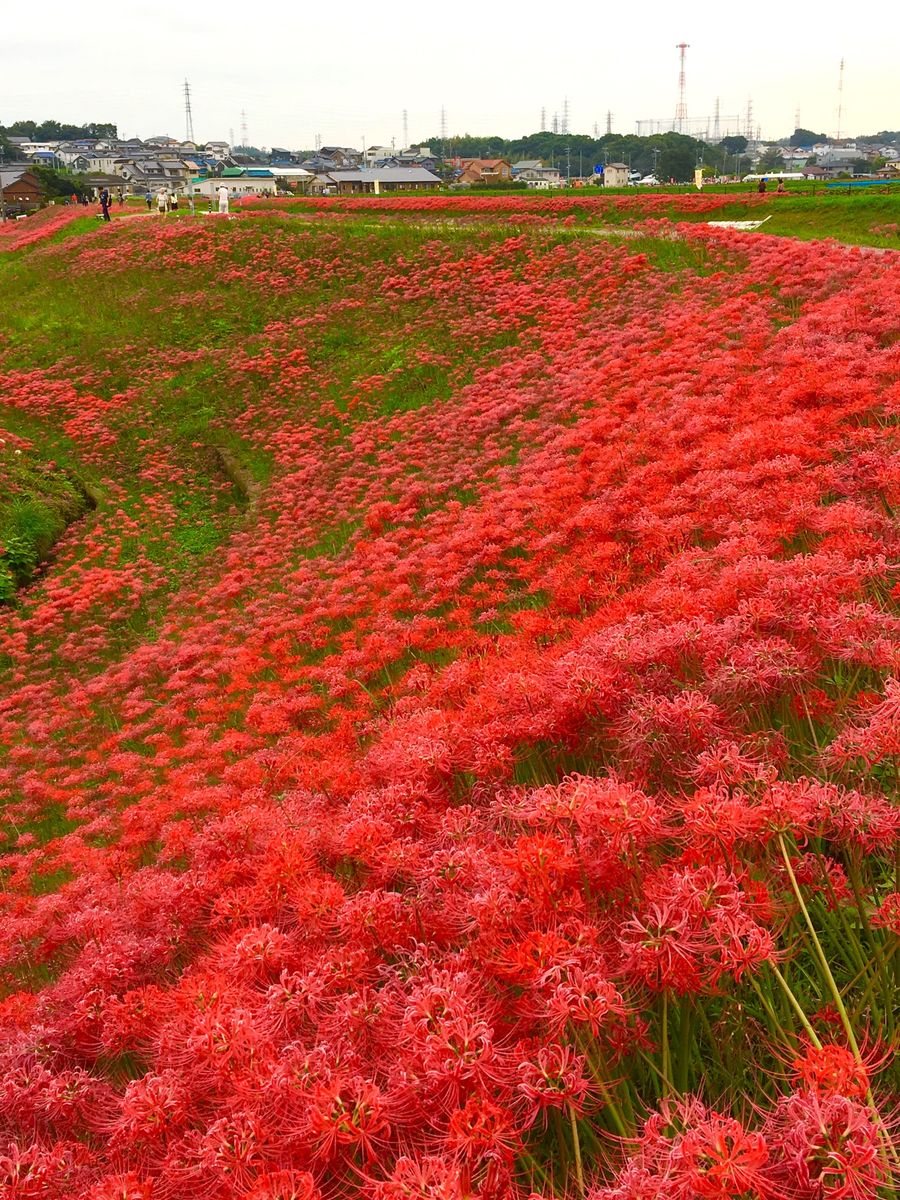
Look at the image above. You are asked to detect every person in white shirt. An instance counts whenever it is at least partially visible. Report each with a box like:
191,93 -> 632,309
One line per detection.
217,185 -> 230,214
156,188 -> 168,214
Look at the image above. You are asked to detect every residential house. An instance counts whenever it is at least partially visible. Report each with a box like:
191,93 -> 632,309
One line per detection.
454,158 -> 512,185
517,166 -> 562,189
0,168 -> 44,214
319,147 -> 361,168
511,159 -> 543,174
603,162 -> 630,188
326,167 -> 441,195
114,155 -> 194,191
364,145 -> 395,166
69,151 -> 119,175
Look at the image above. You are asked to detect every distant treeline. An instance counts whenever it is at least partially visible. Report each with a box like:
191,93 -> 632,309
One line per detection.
1,120 -> 118,142
426,131 -> 750,181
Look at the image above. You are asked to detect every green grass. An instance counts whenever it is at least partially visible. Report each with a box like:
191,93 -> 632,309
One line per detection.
0,452 -> 93,601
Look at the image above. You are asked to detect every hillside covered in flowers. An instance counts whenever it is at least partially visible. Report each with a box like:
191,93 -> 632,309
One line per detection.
0,201 -> 898,1198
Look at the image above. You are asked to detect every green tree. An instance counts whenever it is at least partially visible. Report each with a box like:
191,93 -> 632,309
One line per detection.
657,140 -> 697,183
0,133 -> 26,162
31,166 -> 92,200
758,147 -> 786,171
719,135 -> 748,156
790,128 -> 826,147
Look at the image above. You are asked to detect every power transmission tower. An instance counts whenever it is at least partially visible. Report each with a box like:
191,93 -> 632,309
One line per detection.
606,110 -> 612,135
184,79 -> 195,143
836,58 -> 845,140
541,106 -> 547,131
675,43 -> 689,132
229,128 -> 235,150
240,109 -> 248,149
552,113 -> 559,135
440,107 -> 448,160
712,97 -> 720,143
744,96 -> 754,140
561,97 -> 570,135
402,108 -> 408,150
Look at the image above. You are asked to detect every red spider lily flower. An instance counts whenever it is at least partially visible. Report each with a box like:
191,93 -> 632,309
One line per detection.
675,1115 -> 771,1199
84,1173 -> 155,1200
791,1044 -> 870,1101
765,1089 -> 891,1200
243,1169 -> 321,1199
517,1042 -> 590,1121
307,1075 -> 392,1160
446,1093 -> 521,1162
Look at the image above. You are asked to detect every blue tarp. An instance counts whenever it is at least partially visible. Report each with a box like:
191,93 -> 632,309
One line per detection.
825,178 -> 900,189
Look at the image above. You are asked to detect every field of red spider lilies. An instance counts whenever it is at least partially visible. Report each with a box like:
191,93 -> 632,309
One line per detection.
0,202 -> 898,1199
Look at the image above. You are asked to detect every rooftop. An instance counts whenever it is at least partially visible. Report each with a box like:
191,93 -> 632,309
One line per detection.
329,167 -> 440,183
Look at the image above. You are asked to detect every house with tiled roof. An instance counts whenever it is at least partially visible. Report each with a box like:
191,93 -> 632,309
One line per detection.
454,158 -> 512,185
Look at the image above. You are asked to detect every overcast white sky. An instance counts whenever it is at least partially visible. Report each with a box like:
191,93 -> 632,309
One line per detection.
4,1 -> 896,148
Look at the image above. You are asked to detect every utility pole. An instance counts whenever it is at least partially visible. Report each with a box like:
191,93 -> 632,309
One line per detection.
0,143 -> 7,222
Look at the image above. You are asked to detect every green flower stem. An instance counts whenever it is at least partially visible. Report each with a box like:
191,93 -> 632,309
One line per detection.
569,1104 -> 585,1198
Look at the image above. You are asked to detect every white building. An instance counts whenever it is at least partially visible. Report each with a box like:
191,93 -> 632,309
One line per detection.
517,167 -> 563,189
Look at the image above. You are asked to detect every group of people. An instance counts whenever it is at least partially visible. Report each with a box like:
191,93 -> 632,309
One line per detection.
145,188 -> 184,214
757,178 -> 788,195
94,183 -> 232,222
142,186 -> 230,215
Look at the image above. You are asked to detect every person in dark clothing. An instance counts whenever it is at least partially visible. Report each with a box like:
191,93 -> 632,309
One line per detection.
99,187 -> 112,221
145,190 -> 153,210
757,177 -> 767,194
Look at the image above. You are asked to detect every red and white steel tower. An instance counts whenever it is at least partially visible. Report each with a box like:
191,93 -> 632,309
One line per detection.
675,43 -> 689,132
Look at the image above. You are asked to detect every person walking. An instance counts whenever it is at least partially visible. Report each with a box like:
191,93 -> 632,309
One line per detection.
217,184 -> 230,215
157,187 -> 168,215
170,191 -> 179,212
145,190 -> 153,211
99,186 -> 112,222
